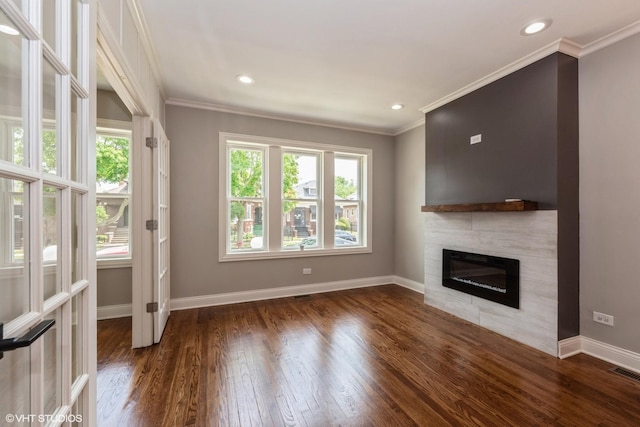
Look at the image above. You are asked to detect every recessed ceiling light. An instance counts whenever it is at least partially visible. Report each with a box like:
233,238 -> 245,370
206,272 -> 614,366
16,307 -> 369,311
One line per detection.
391,103 -> 404,110
521,19 -> 552,36
0,24 -> 20,36
236,74 -> 255,85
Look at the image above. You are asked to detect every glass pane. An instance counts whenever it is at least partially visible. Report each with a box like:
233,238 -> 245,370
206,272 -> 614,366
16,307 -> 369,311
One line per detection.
283,202 -> 318,249
229,201 -> 263,251
283,152 -> 317,199
70,0 -> 79,76
229,148 -> 262,197
72,293 -> 83,381
0,10 -> 25,166
42,0 -> 56,50
335,156 -> 360,200
71,191 -> 82,283
43,309 -> 62,415
71,90 -> 81,182
43,59 -> 58,175
96,133 -> 130,257
96,194 -> 130,258
335,204 -> 360,245
0,178 -> 29,321
43,186 -> 61,300
0,347 -> 30,418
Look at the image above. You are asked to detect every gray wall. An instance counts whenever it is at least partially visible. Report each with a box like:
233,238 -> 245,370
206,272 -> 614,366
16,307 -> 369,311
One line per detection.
97,89 -> 132,123
393,125 -> 425,284
97,267 -> 132,306
579,34 -> 640,353
166,105 -> 395,299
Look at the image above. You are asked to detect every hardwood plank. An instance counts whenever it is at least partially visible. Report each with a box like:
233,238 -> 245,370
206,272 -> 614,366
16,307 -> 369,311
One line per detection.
98,285 -> 640,426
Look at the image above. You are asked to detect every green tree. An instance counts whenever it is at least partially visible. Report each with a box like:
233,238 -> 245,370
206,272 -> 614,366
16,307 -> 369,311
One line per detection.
96,136 -> 129,183
335,176 -> 356,199
336,217 -> 351,231
282,153 -> 300,215
230,149 -> 263,244
230,149 -> 299,246
95,135 -> 130,227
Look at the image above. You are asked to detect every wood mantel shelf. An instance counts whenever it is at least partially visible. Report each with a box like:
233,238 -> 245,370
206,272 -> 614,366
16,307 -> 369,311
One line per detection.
421,200 -> 539,213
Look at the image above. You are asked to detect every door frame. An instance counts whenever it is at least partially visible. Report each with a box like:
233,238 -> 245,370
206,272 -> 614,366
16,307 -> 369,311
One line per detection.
96,2 -> 161,348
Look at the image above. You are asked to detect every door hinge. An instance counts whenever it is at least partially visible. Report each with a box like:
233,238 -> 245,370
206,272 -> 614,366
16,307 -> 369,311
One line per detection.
145,137 -> 157,148
146,219 -> 158,231
146,302 -> 158,313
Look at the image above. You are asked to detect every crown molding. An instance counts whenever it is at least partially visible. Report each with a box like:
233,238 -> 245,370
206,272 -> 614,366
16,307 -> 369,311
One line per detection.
166,98 -> 397,136
581,19 -> 640,57
419,38 -> 581,115
393,117 -> 425,136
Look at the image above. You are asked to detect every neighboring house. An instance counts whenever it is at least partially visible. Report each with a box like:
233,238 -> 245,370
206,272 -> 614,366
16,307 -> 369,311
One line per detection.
96,181 -> 129,245
284,180 -> 360,237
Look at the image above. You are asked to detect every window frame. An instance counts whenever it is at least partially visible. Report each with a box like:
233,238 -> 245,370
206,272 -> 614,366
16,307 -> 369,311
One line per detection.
219,132 -> 372,262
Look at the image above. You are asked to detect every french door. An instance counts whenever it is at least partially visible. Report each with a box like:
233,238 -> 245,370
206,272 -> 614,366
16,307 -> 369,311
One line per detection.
0,0 -> 95,425
131,116 -> 170,348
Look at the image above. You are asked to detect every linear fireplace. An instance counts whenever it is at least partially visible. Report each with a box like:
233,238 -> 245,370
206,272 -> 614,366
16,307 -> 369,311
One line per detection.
442,249 -> 520,309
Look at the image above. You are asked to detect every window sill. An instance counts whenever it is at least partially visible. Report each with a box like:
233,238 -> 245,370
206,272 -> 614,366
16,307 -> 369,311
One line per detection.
219,246 -> 372,262
97,258 -> 132,269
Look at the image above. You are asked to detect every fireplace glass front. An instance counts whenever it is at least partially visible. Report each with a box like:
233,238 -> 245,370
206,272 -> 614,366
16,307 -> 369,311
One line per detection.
442,249 -> 519,308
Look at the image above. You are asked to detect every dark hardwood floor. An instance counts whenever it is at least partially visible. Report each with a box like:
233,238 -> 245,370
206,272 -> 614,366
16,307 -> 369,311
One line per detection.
97,285 -> 640,426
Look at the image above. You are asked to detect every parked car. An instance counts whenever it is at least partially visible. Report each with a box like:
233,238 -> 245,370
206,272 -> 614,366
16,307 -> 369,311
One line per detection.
43,245 -> 58,262
334,230 -> 357,242
300,236 -> 357,247
96,245 -> 129,258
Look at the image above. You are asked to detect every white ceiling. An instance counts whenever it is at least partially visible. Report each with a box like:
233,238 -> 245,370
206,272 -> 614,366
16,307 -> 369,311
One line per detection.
137,0 -> 640,135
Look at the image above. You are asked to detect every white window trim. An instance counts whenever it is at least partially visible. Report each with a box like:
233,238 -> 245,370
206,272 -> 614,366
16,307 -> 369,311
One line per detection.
219,132 -> 372,262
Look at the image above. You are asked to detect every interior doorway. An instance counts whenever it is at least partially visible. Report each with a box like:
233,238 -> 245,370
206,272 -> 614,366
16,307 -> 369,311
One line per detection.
95,68 -> 134,330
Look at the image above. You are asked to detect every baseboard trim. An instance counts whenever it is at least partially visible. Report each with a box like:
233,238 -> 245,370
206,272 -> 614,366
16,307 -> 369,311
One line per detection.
392,276 -> 425,294
558,336 -> 583,359
97,303 -> 132,320
170,275 -> 396,311
558,335 -> 640,374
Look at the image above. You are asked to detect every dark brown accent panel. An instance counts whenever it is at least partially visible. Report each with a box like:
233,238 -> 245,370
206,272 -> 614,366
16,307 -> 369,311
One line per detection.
424,52 -> 580,340
556,53 -> 580,340
426,54 -> 565,209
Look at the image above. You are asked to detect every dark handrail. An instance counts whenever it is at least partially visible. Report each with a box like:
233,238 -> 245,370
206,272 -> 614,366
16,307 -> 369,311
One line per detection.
0,319 -> 55,360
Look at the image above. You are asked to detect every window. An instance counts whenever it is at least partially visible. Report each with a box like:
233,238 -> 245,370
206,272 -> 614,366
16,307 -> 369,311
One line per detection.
96,127 -> 131,261
220,133 -> 371,261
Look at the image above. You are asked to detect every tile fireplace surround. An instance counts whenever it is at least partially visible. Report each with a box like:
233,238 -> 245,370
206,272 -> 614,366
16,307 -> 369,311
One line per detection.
424,211 -> 558,355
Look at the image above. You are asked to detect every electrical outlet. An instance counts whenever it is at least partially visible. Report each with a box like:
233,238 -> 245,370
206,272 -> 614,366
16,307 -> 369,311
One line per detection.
303,268 -> 312,275
470,134 -> 482,145
593,311 -> 614,326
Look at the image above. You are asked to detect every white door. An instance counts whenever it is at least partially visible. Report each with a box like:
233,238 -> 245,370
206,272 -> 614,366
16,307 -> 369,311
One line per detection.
152,119 -> 169,343
131,116 -> 169,347
0,0 -> 96,425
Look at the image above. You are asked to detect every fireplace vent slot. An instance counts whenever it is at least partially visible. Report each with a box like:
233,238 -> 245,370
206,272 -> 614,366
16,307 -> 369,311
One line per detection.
610,367 -> 640,383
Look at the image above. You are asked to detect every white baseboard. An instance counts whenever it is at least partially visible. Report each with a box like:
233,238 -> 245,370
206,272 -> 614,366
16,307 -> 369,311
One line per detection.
558,336 -> 583,359
97,303 -> 132,320
558,335 -> 640,374
170,275 -> 396,311
392,276 -> 425,294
